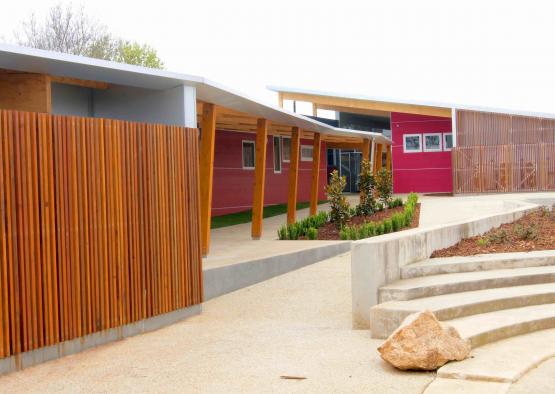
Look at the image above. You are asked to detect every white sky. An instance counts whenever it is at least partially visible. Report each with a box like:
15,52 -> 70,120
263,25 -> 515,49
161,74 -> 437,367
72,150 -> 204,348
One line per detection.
1,0 -> 555,114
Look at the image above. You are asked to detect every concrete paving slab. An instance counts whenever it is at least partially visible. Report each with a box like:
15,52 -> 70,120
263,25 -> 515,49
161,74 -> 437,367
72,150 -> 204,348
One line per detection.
0,252 -> 434,393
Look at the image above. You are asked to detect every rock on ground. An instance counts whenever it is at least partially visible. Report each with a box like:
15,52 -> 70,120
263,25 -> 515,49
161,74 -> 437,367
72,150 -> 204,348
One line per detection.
378,310 -> 471,371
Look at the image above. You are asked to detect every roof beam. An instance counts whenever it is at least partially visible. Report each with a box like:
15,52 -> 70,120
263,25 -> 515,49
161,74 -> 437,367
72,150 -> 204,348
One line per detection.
280,92 -> 451,118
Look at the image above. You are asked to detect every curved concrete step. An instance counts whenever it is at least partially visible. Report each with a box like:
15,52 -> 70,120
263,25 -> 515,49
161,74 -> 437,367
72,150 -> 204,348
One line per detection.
401,250 -> 555,279
379,265 -> 555,302
437,327 -> 555,383
370,283 -> 555,339
449,303 -> 555,348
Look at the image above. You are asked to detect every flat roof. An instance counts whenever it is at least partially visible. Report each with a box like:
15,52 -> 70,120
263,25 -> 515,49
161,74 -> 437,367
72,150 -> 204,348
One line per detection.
269,85 -> 555,120
0,44 -> 391,144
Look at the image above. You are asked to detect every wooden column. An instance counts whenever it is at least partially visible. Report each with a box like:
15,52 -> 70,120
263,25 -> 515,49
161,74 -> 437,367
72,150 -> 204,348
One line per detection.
199,103 -> 216,256
362,139 -> 370,162
251,118 -> 269,239
309,133 -> 321,216
385,145 -> 392,171
373,143 -> 383,175
287,127 -> 301,224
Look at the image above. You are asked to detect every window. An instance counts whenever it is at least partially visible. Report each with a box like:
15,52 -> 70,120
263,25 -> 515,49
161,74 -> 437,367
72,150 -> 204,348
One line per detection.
403,134 -> 422,153
242,140 -> 255,169
300,145 -> 313,161
282,137 -> 291,162
443,133 -> 453,151
423,133 -> 442,152
273,136 -> 281,173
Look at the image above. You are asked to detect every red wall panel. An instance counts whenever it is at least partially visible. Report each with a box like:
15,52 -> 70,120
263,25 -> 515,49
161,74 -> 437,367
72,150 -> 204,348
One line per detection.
211,130 -> 328,216
391,112 -> 453,193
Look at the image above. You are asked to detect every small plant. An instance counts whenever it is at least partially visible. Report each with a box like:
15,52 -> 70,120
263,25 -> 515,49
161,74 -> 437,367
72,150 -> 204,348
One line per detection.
375,168 -> 393,205
383,219 -> 392,234
388,197 -> 403,209
376,202 -> 384,211
278,225 -> 288,240
477,237 -> 489,247
339,228 -> 349,240
391,213 -> 402,231
307,227 -> 318,240
486,229 -> 509,244
326,170 -> 351,229
376,223 -> 384,235
513,224 -> 538,241
287,223 -> 299,240
356,160 -> 376,216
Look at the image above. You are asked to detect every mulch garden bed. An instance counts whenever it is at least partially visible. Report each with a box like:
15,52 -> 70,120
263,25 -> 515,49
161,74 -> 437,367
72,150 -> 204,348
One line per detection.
431,208 -> 555,258
315,203 -> 421,240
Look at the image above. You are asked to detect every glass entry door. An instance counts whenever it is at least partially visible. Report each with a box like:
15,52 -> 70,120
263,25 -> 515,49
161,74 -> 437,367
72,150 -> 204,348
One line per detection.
339,151 -> 362,193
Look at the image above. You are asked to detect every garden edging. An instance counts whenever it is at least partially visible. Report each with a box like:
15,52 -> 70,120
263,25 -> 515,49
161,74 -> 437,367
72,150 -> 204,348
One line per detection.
351,200 -> 539,329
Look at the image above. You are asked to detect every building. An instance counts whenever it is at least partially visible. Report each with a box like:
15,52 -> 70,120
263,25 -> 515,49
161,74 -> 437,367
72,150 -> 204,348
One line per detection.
270,86 -> 555,195
0,44 -> 392,258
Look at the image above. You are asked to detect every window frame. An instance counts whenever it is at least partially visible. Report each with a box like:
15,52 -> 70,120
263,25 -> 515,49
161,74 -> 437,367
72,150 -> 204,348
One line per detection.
273,136 -> 282,173
241,140 -> 255,170
443,132 -> 453,151
300,145 -> 314,162
282,136 -> 291,162
403,134 -> 422,153
423,133 -> 443,152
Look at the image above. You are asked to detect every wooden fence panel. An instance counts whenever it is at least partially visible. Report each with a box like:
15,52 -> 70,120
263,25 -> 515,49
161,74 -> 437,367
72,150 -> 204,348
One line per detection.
454,110 -> 555,193
0,110 -> 202,360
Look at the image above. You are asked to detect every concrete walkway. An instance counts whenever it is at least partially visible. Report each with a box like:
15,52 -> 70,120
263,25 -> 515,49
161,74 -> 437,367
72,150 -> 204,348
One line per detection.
204,192 -> 555,269
0,253 -> 434,393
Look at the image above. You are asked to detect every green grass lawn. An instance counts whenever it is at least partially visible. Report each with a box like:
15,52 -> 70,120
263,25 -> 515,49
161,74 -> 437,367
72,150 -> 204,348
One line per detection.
211,201 -> 327,229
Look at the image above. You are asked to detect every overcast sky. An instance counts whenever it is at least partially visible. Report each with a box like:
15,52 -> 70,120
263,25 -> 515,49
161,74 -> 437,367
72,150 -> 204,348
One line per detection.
1,0 -> 554,114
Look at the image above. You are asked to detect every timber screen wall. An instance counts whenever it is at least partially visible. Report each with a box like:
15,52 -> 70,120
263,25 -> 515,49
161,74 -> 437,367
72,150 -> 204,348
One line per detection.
452,109 -> 555,193
0,110 -> 202,359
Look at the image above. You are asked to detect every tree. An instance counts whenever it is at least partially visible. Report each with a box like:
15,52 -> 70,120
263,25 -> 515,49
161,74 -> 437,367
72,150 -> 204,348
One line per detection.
356,159 -> 376,216
14,3 -> 164,69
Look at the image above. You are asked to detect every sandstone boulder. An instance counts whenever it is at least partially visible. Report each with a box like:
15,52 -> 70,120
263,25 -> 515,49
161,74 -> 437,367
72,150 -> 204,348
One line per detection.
377,310 -> 471,370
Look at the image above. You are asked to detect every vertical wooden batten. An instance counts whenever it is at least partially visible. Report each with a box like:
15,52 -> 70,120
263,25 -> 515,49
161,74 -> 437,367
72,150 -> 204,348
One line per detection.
251,118 -> 269,239
287,127 -> 301,224
199,103 -> 216,256
309,133 -> 321,216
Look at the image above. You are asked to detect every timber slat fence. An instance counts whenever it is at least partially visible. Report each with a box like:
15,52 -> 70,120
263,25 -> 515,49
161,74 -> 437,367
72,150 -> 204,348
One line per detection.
453,110 -> 555,193
0,110 -> 202,359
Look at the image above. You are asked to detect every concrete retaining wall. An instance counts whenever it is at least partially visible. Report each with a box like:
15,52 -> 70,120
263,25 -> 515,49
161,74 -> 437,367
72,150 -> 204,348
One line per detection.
204,241 -> 351,300
0,304 -> 201,376
351,200 -> 539,329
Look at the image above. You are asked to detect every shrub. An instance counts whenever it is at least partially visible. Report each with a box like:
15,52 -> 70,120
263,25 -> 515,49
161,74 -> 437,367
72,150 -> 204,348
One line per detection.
375,168 -> 393,204
376,223 -> 384,235
326,170 -> 351,229
376,202 -> 384,211
356,160 -> 376,216
365,222 -> 376,237
307,227 -> 318,240
348,226 -> 358,240
358,225 -> 368,239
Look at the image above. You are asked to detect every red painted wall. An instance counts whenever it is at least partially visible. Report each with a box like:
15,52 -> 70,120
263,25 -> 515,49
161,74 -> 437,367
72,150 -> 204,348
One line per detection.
391,112 -> 453,193
211,130 -> 328,216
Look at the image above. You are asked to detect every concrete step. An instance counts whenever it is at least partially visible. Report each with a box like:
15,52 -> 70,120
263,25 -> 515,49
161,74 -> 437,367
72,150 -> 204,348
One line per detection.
370,283 -> 555,339
379,265 -> 555,303
437,327 -> 555,383
450,303 -> 555,348
401,250 -> 555,279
